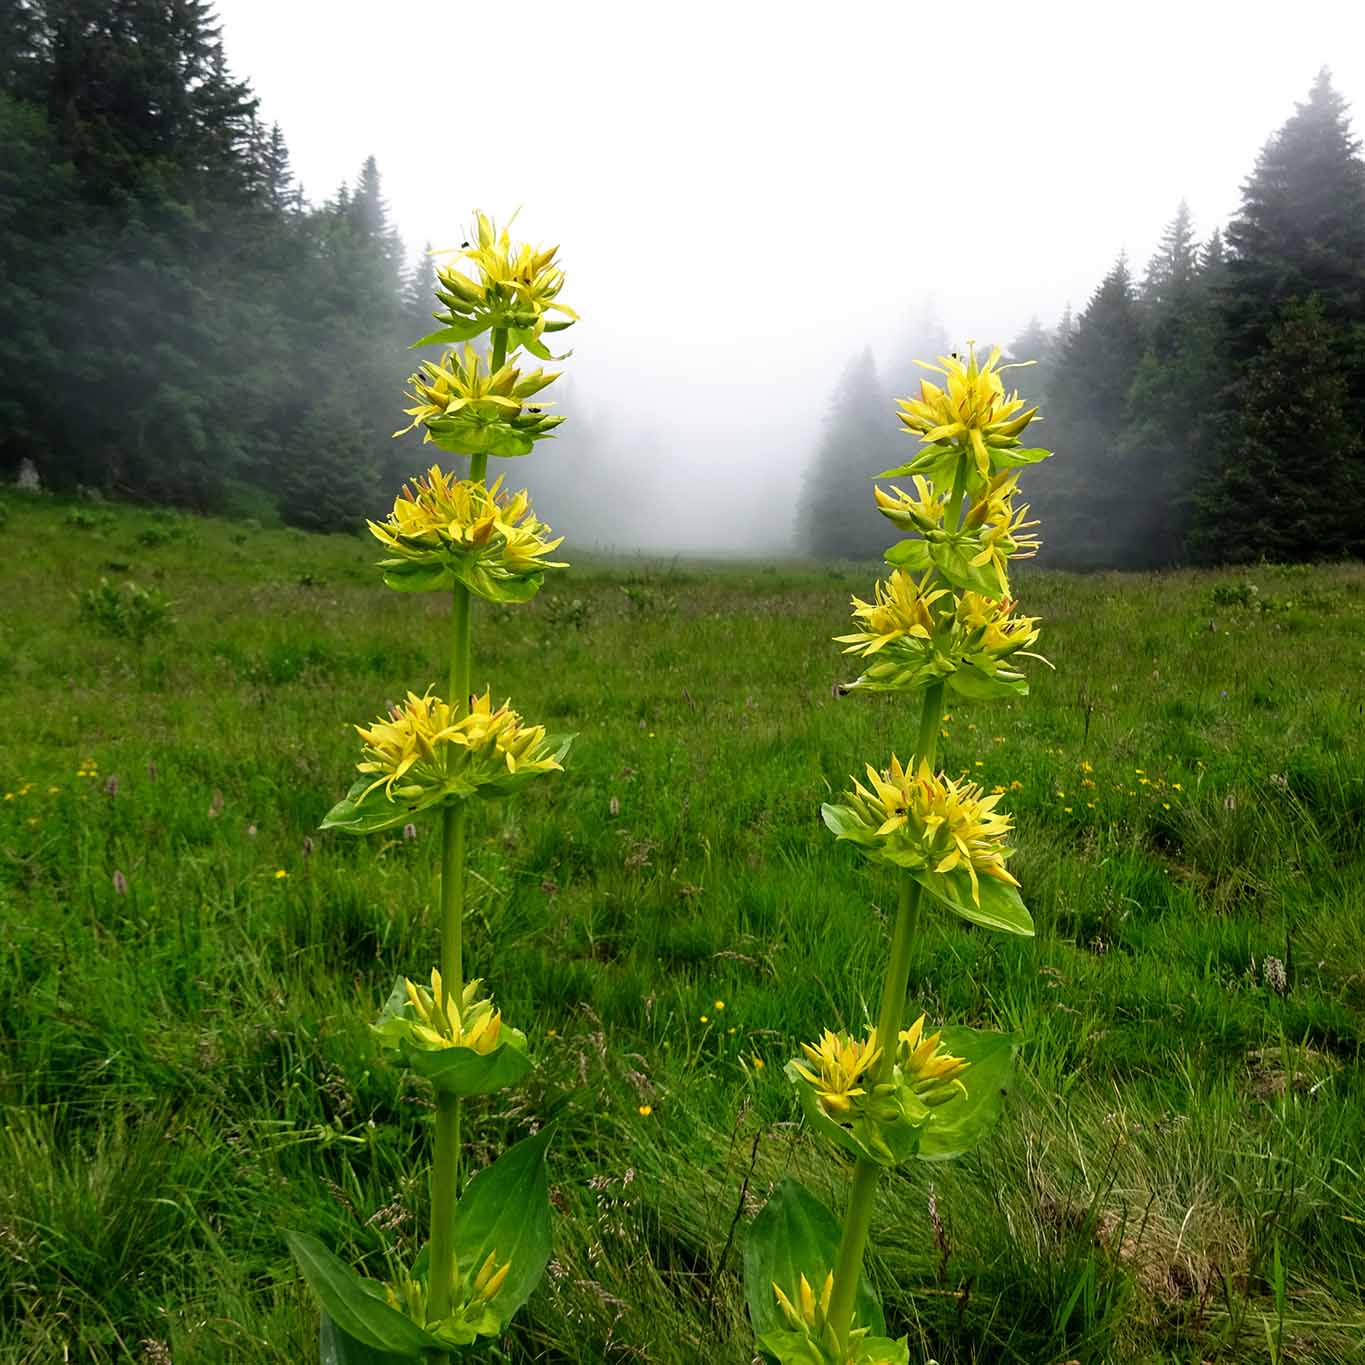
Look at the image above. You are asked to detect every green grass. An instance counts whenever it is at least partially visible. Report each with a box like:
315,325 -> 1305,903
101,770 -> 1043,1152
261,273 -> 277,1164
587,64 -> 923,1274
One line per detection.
1,490 -> 1363,1363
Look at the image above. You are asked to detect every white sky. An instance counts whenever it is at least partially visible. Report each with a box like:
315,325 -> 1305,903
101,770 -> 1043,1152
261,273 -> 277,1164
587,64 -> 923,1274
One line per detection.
216,0 -> 1365,550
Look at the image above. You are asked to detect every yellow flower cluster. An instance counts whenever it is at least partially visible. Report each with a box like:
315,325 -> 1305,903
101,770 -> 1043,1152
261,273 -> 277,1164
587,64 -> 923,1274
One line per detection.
896,343 -> 1037,477
838,575 -> 1043,700
353,689 -> 564,808
829,756 -> 1017,904
791,1029 -> 882,1121
836,571 -> 946,656
384,1249 -> 512,1341
959,471 -> 1041,594
368,466 -> 565,598
898,1014 -> 969,1105
433,211 -> 577,354
402,970 -> 504,1054
394,345 -> 562,456
953,592 -> 1040,658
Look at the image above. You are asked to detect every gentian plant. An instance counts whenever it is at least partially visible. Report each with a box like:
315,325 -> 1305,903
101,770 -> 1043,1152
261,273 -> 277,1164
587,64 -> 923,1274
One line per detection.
744,345 -> 1053,1364
288,212 -> 575,1362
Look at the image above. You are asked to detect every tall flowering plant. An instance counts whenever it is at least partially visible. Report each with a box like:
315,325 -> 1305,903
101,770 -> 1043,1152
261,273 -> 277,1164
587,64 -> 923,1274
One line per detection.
743,346 -> 1054,1364
287,213 -> 575,1362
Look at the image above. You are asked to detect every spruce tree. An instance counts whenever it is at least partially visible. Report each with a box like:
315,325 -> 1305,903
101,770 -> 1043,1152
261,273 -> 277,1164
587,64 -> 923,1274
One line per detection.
1034,256 -> 1143,565
797,349 -> 899,561
1196,69 -> 1365,561
1223,68 -> 1365,367
1192,296 -> 1363,562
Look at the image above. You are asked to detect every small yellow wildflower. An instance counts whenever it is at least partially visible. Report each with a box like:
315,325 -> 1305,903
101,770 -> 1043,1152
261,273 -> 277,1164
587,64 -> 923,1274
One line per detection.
714,999 -> 726,1011
1080,760 -> 1094,773
638,1104 -> 653,1117
751,1055 -> 765,1070
699,1015 -> 709,1024
274,869 -> 288,879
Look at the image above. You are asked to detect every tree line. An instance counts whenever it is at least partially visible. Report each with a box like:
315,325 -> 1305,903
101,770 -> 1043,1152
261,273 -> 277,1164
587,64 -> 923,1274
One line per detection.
0,0 -> 436,530
798,70 -> 1365,567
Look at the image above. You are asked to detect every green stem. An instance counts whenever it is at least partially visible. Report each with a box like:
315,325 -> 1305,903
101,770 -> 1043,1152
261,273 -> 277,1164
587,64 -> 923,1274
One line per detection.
826,682 -> 945,1349
427,584 -> 473,1330
468,327 -> 508,487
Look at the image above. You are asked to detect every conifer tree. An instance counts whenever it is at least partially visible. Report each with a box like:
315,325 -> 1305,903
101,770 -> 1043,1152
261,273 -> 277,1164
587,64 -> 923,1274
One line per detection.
1033,257 -> 1143,564
797,349 -> 898,560
1192,296 -> 1363,562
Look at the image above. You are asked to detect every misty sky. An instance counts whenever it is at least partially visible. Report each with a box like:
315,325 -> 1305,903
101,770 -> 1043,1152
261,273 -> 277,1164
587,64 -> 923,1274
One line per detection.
217,0 -> 1364,552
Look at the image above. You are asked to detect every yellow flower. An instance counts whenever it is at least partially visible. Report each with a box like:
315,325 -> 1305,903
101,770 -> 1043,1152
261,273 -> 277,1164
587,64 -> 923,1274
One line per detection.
638,1104 -> 653,1117
872,476 -> 948,533
714,999 -> 726,1011
274,869 -> 288,879
896,342 -> 1038,477
386,1247 -> 512,1342
368,466 -> 565,598
402,970 -> 505,1054
431,211 -> 578,357
961,471 -> 1041,594
827,756 -> 1017,904
953,591 -> 1041,658
394,345 -> 562,457
898,1015 -> 970,1106
773,1270 -> 835,1342
791,1028 -> 881,1120
327,689 -> 567,832
771,1272 -> 890,1363
836,571 -> 948,657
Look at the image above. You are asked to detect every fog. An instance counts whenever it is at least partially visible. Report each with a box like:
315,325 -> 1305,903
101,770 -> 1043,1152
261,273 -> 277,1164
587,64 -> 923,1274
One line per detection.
218,0 -> 1365,556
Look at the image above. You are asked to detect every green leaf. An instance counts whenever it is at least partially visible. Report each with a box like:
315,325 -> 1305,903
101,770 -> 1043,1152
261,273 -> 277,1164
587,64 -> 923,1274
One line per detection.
931,539 -> 1005,596
423,416 -> 536,459
320,779 -> 430,836
995,445 -> 1053,466
875,441 -> 959,484
914,868 -> 1034,936
753,1330 -> 827,1365
448,1126 -> 555,1334
743,1178 -> 885,1345
286,1233 -> 434,1355
853,1337 -> 911,1365
378,560 -> 455,594
401,1032 -> 533,1096
320,1313 -> 423,1365
820,802 -> 873,843
410,320 -> 488,349
916,1025 -> 1016,1162
882,538 -> 932,572
946,663 -> 1029,701
458,561 -> 545,604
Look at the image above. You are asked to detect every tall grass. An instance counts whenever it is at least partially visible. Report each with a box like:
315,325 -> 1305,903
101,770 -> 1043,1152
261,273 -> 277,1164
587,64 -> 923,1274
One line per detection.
1,491 -> 1363,1361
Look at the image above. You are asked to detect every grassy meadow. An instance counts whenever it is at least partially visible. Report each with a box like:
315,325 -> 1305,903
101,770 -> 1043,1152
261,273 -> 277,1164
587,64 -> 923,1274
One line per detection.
1,490 -> 1363,1364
